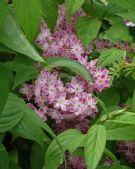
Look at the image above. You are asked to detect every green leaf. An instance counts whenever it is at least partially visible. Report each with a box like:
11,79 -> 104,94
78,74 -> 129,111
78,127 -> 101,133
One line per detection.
0,134 -> 5,143
45,129 -> 82,169
0,63 -> 9,114
98,48 -> 126,67
109,0 -> 135,11
0,144 -> 9,169
117,11 -> 135,24
0,0 -> 6,31
35,0 -> 58,31
0,43 -> 13,53
0,112 -> 24,133
104,148 -> 119,163
102,24 -> 132,43
0,7 -> 43,62
68,134 -> 86,153
9,161 -> 21,169
76,16 -> 101,47
4,94 -> 48,148
99,88 -> 120,107
30,143 -> 46,169
107,112 -> 135,125
132,90 -> 135,109
13,54 -> 35,65
6,93 -> 62,151
13,64 -> 39,88
85,125 -> 106,169
46,57 -> 93,82
66,0 -> 85,21
13,0 -> 41,42
106,124 -> 135,140
13,116 -> 47,148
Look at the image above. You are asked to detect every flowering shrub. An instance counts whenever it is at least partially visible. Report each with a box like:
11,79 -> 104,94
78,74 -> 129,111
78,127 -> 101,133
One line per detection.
1,0 -> 135,169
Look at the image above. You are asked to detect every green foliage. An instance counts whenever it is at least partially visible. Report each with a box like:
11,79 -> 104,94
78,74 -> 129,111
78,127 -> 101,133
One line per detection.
0,0 -> 6,31
0,43 -> 13,53
13,64 -> 39,88
117,11 -> 135,24
0,63 -> 9,114
1,0 -> 135,168
85,125 -> 106,169
30,143 -> 46,169
102,24 -> 132,43
46,57 -> 93,81
7,94 -> 48,146
0,6 -> 43,62
0,144 -> 9,169
66,0 -> 85,21
9,162 -> 21,169
99,88 -> 120,107
98,48 -> 126,67
109,0 -> 135,11
76,16 -> 101,47
35,0 -> 58,31
45,129 -> 83,169
0,111 -> 23,133
106,124 -> 135,140
13,0 -> 41,42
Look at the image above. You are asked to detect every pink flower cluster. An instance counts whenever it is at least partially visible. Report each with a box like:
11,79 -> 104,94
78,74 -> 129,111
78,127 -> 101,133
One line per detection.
35,4 -> 111,93
36,5 -> 85,59
118,141 -> 135,164
20,70 -> 98,123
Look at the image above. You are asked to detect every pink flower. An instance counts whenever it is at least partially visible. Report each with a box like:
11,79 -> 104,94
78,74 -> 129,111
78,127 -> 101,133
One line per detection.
54,93 -> 69,111
87,59 -> 97,74
66,77 -> 85,93
48,108 -> 63,123
93,67 -> 111,92
46,83 -> 58,103
70,38 -> 84,58
20,83 -> 33,101
37,107 -> 47,121
83,93 -> 98,118
77,56 -> 88,67
69,95 -> 88,116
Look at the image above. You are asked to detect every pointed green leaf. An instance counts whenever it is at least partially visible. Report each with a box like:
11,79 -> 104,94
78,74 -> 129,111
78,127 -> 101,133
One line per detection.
76,16 -> 101,47
0,63 -> 9,114
13,64 -> 39,88
7,94 -> 48,147
109,0 -> 135,11
98,48 -> 126,67
13,0 -> 41,42
46,57 -> 93,82
66,0 -> 85,21
106,124 -> 135,140
0,8 -> 43,62
45,129 -> 82,169
103,24 -> 132,43
0,112 -> 24,133
85,125 -> 106,169
34,0 -> 58,31
117,11 -> 135,24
